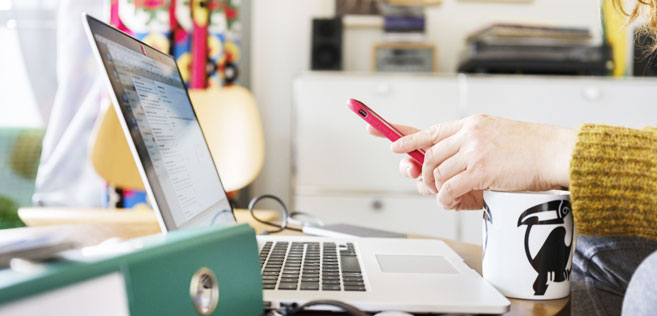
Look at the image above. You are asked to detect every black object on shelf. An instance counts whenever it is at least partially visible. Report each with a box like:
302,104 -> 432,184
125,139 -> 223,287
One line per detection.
458,43 -> 613,76
311,18 -> 343,71
458,23 -> 613,76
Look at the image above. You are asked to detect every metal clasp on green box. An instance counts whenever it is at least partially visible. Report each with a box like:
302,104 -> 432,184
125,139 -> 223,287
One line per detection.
0,224 -> 263,315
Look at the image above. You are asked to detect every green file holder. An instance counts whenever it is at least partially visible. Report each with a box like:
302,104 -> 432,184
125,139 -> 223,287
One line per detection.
0,223 -> 263,315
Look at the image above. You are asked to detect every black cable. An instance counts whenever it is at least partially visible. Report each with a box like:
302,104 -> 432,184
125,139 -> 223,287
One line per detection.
276,300 -> 369,316
248,194 -> 302,235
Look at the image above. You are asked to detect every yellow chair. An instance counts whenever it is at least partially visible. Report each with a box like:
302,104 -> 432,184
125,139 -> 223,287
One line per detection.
90,85 -> 265,192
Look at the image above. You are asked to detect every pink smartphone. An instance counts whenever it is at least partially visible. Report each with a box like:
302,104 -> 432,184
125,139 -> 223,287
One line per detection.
348,98 -> 425,165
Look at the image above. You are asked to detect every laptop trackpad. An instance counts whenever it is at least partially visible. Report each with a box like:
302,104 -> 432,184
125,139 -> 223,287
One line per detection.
376,255 -> 458,274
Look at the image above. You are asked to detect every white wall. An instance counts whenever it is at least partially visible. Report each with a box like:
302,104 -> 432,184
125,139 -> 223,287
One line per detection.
250,0 -> 334,206
250,0 -> 602,206
0,27 -> 43,127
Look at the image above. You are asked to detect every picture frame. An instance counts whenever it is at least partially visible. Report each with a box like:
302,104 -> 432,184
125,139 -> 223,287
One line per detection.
372,42 -> 438,73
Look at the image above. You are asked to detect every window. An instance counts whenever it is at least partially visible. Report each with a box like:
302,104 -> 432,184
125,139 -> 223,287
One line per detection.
0,0 -> 58,127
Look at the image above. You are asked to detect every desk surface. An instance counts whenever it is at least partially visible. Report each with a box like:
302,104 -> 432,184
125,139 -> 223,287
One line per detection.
15,207 -> 569,315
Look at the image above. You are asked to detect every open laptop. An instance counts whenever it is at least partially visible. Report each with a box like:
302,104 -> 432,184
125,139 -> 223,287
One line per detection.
82,14 -> 510,314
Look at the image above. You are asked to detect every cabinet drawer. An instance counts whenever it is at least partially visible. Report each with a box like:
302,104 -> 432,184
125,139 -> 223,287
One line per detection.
294,193 -> 459,239
465,76 -> 657,129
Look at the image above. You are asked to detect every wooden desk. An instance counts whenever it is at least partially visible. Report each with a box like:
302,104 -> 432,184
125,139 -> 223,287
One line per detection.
18,207 -> 280,238
16,207 -> 569,315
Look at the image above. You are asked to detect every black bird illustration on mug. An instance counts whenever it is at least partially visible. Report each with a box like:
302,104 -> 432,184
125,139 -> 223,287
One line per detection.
517,200 -> 574,296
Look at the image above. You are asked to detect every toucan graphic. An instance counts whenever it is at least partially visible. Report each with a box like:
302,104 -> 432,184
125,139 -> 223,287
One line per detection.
482,202 -> 493,261
517,199 -> 573,295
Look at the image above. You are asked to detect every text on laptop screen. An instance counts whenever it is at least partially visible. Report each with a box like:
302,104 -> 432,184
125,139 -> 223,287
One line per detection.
91,29 -> 234,230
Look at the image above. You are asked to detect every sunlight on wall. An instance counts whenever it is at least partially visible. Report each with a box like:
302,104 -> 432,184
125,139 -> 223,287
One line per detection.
0,0 -> 12,11
0,27 -> 43,127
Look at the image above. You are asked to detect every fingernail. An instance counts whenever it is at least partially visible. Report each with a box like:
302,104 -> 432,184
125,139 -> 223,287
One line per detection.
392,140 -> 401,150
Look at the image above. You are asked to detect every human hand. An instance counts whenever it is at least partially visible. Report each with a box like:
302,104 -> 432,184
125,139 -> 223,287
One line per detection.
366,124 -> 432,194
366,124 -> 423,178
388,115 -> 576,210
367,123 -> 477,204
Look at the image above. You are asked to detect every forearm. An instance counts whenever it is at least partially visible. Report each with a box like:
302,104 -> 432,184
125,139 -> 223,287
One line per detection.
570,124 -> 657,240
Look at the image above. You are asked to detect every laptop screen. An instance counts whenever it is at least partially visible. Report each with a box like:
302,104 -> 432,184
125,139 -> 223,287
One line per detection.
85,15 -> 235,231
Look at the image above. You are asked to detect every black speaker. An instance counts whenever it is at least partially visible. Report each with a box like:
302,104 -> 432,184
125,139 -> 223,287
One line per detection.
311,18 -> 343,70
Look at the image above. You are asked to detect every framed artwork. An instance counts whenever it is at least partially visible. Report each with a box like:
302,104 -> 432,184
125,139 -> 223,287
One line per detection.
372,42 -> 438,73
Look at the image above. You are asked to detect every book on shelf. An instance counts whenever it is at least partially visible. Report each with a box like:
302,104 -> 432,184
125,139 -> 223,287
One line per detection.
466,23 -> 593,46
458,23 -> 610,75
377,1 -> 428,43
383,16 -> 425,33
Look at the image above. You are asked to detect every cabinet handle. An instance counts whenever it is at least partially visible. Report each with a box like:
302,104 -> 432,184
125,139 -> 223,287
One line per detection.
583,86 -> 602,101
371,199 -> 383,211
375,83 -> 391,95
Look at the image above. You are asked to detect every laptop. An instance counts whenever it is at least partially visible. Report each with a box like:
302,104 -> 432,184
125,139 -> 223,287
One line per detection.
82,14 -> 510,314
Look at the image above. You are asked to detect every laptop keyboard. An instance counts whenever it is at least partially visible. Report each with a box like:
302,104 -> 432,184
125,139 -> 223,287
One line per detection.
259,241 -> 367,292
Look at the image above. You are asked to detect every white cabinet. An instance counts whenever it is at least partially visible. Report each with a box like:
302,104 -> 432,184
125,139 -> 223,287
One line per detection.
292,73 -> 657,244
293,73 -> 461,192
292,73 -> 461,239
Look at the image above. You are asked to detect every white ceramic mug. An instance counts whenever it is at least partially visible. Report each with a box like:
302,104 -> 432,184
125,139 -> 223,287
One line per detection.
482,190 -> 575,300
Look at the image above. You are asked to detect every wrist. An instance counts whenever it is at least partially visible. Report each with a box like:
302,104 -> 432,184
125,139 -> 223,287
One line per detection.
552,126 -> 577,188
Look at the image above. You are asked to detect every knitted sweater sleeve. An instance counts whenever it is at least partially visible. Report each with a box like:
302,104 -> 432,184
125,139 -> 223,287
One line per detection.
569,124 -> 657,240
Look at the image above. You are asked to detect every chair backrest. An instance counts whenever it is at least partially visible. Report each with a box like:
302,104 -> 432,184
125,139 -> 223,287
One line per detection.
90,86 -> 265,192
90,106 -> 144,190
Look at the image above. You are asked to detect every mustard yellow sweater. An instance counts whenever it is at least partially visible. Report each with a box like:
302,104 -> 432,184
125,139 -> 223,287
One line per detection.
570,124 -> 657,240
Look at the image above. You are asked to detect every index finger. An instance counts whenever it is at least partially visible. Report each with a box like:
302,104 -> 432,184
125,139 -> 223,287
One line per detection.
391,120 -> 463,153
366,123 -> 421,138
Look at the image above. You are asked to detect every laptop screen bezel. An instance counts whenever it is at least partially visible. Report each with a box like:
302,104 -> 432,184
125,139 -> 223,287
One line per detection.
83,13 -> 236,231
